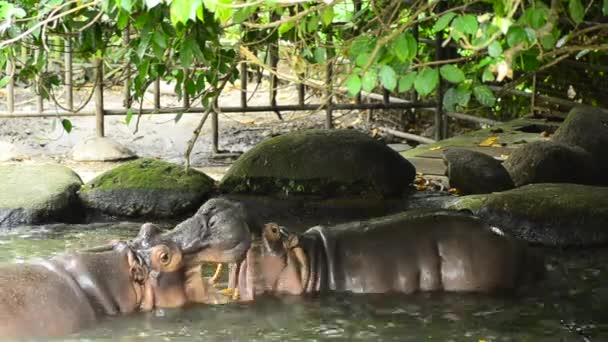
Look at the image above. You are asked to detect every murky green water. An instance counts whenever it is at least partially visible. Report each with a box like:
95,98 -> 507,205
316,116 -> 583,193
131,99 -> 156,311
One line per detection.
1,223 -> 606,341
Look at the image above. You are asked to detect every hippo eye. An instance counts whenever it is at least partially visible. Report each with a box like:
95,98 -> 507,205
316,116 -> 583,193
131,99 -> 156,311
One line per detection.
159,252 -> 170,265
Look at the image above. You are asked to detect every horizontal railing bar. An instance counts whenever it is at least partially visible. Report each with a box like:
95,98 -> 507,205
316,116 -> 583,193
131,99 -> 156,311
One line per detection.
0,102 -> 436,118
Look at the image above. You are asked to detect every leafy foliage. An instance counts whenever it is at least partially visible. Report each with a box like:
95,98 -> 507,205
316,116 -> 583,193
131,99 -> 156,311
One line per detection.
0,0 -> 606,122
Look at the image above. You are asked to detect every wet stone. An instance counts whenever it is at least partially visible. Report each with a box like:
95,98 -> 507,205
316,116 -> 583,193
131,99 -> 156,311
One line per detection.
0,164 -> 84,228
79,158 -> 215,219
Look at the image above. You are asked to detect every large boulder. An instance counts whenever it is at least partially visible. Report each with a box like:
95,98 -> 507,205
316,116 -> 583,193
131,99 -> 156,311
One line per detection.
503,140 -> 598,187
442,148 -> 514,194
445,183 -> 608,246
80,158 -> 215,219
0,164 -> 84,228
220,129 -> 416,198
552,106 -> 608,185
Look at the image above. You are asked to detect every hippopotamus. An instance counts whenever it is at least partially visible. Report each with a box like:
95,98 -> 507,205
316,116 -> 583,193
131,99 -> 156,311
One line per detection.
0,223 -> 212,338
129,198 -> 545,303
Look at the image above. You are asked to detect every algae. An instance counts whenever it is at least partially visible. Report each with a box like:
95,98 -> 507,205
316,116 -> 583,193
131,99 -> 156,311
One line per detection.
82,158 -> 215,192
220,129 -> 415,197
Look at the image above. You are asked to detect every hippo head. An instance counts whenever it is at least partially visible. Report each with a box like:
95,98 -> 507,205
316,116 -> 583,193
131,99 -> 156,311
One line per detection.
130,199 -> 252,268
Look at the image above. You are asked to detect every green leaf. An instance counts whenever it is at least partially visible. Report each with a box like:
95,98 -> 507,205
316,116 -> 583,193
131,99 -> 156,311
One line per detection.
452,14 -> 478,35
362,69 -> 378,93
482,67 -> 495,82
174,112 -> 184,123
345,75 -> 362,97
414,68 -> 439,96
145,0 -> 161,9
61,119 -> 72,133
0,76 -> 10,88
118,0 -> 132,12
569,0 -> 585,24
488,41 -> 502,57
443,86 -> 471,111
321,6 -> 334,26
439,64 -> 465,83
506,26 -> 526,47
604,0 -> 608,16
125,108 -> 134,125
152,30 -> 167,49
433,12 -> 456,32
170,0 -> 199,25
378,65 -> 397,91
180,40 -> 193,69
473,85 -> 496,107
355,53 -> 371,67
279,21 -> 295,36
393,32 -> 417,62
314,47 -> 326,63
398,72 -> 416,93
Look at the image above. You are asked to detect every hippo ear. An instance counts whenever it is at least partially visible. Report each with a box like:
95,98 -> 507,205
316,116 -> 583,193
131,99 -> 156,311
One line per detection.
133,223 -> 163,247
127,250 -> 147,284
150,244 -> 183,273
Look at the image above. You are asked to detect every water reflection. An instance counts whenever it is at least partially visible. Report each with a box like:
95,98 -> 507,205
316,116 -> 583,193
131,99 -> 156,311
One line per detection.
1,224 -> 606,341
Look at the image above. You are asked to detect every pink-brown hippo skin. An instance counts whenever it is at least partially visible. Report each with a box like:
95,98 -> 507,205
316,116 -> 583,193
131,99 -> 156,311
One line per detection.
127,199 -> 544,303
0,224 -> 204,338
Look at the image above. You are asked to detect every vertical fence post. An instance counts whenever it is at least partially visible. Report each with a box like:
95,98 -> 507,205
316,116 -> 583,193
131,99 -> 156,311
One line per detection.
35,49 -> 44,113
325,28 -> 334,129
5,58 -> 14,113
94,57 -> 105,137
182,68 -> 190,108
240,61 -> 248,108
64,37 -> 74,111
434,30 -> 445,140
154,77 -> 161,110
531,72 -> 537,116
212,97 -> 219,154
123,26 -> 131,109
409,24 -> 419,124
269,11 -> 280,113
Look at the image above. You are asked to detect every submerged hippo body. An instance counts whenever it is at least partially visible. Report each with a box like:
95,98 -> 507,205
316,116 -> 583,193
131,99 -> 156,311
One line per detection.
243,211 -> 544,300
0,248 -> 140,337
128,199 -> 544,303
0,224 -> 203,338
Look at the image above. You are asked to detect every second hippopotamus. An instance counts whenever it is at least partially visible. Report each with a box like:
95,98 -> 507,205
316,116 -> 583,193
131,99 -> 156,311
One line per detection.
128,199 -> 545,303
0,223 -> 212,338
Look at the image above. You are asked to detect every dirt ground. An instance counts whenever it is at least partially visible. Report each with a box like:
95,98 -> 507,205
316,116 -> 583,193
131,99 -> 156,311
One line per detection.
0,79 -> 373,182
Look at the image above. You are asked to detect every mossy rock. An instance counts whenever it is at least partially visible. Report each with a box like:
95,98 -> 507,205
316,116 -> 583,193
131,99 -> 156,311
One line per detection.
219,129 -> 416,198
442,148 -> 514,194
0,164 -> 84,228
503,140 -> 598,187
445,183 -> 608,246
80,158 -> 215,219
552,106 -> 608,185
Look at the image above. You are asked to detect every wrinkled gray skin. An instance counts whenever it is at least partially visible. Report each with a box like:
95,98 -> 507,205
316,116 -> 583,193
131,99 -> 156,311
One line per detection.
228,211 -> 545,301
0,223 -> 213,338
0,245 -> 143,337
129,198 -> 252,271
130,199 -> 544,303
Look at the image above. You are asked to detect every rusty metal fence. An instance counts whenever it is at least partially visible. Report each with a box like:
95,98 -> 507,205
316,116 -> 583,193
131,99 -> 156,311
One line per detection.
0,19 -> 576,153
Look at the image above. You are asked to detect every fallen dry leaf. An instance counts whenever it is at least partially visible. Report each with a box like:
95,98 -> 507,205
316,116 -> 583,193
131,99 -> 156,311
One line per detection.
478,137 -> 499,147
448,188 -> 461,195
429,146 -> 442,151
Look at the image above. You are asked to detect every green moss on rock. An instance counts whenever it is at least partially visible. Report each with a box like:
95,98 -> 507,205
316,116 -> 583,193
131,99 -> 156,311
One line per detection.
450,184 -> 608,246
82,158 -> 214,192
220,129 -> 416,198
80,158 -> 216,219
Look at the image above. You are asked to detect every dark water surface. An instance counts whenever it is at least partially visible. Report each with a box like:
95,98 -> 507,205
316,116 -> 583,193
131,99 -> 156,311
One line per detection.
0,223 -> 605,341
